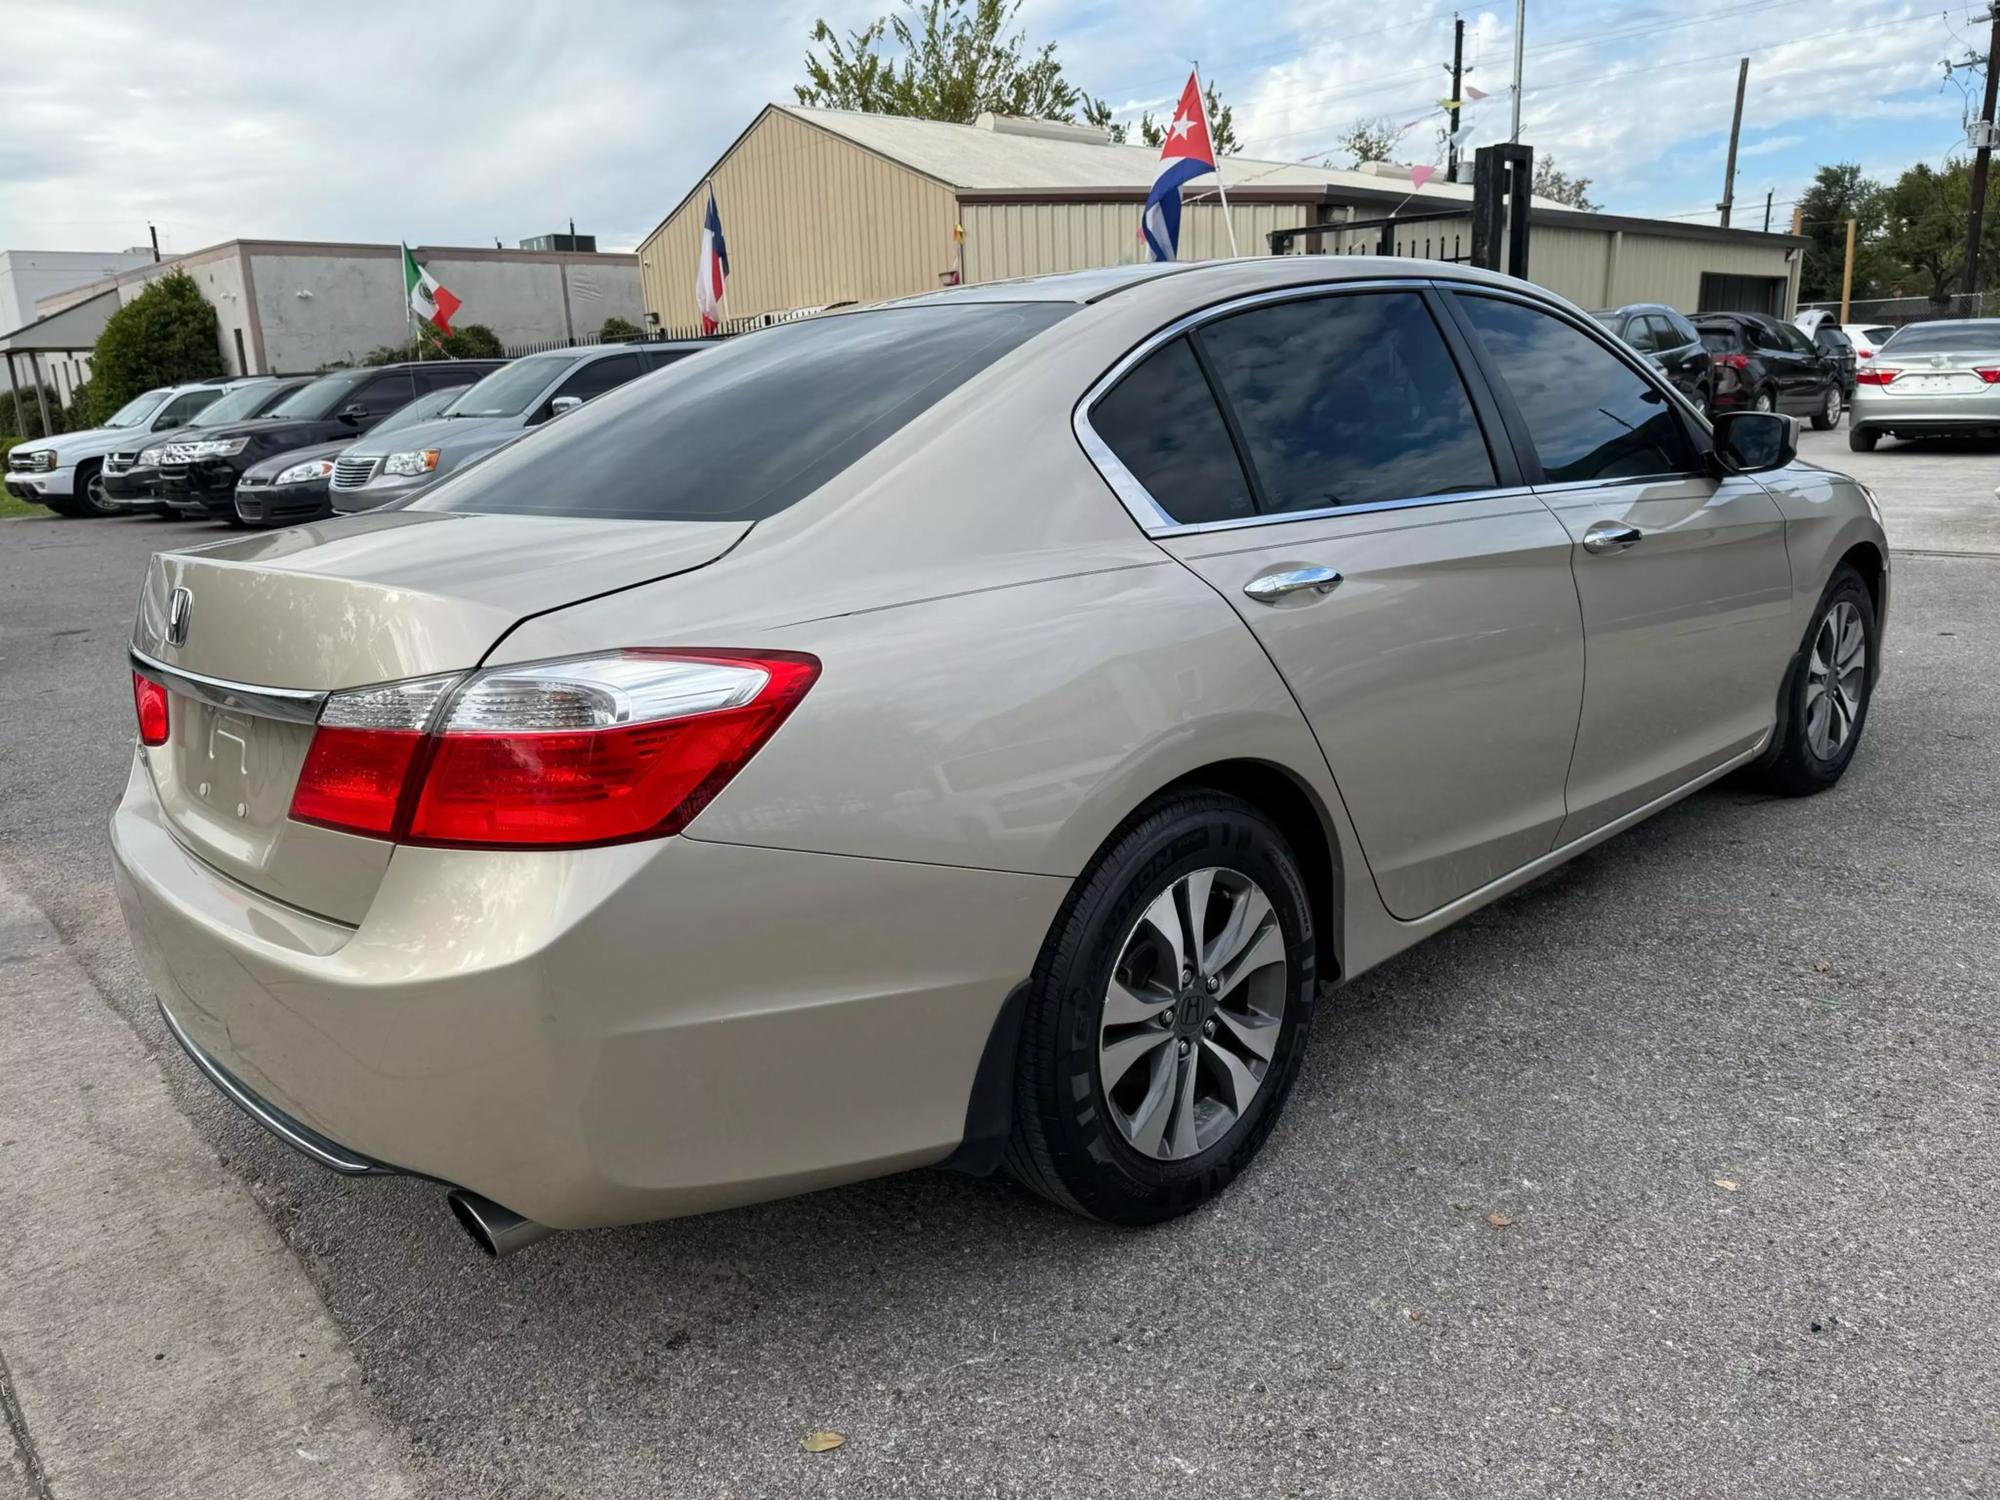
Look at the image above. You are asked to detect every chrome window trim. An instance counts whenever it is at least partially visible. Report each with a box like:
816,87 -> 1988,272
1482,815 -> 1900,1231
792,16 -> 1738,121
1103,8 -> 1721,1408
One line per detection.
129,646 -> 327,725
1073,274 -> 1549,539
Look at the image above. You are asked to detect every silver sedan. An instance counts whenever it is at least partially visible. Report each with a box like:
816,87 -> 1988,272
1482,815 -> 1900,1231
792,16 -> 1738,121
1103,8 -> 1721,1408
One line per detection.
1849,317 -> 2000,451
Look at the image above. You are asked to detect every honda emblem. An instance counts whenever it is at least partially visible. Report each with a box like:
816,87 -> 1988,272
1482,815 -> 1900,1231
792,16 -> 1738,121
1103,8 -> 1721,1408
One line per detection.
166,586 -> 193,648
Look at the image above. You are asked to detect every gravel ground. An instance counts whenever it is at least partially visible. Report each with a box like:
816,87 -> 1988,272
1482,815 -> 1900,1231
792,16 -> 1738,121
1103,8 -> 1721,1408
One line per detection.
1,435 -> 1995,1498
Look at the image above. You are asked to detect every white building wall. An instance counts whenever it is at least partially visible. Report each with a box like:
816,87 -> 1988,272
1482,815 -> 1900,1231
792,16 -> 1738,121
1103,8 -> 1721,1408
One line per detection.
2,248 -> 156,331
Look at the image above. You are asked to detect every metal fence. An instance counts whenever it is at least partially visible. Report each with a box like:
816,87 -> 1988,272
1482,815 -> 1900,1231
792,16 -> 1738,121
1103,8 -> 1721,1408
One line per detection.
1796,292 -> 1991,329
502,303 -> 842,360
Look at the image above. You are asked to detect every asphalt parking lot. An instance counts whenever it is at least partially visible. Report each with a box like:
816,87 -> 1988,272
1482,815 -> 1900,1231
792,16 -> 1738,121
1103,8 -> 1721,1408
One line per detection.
2,424 -> 1996,1499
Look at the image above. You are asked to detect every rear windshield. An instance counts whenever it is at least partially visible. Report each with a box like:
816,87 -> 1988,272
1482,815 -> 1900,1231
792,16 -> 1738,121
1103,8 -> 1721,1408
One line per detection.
1698,328 -> 1740,353
445,355 -> 580,418
1878,321 -> 2000,353
1861,326 -> 1894,342
414,304 -> 1070,522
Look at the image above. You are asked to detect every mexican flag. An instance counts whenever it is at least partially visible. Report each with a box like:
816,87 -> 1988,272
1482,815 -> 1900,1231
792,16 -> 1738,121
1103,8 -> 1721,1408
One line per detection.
402,243 -> 461,334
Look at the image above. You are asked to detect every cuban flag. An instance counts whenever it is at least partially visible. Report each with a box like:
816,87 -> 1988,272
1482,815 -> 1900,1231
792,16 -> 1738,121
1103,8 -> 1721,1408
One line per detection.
695,189 -> 729,334
1140,73 -> 1218,262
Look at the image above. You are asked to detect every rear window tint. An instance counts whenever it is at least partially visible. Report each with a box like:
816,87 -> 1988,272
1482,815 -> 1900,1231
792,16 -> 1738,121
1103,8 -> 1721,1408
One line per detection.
1698,328 -> 1740,353
1090,335 -> 1255,526
1878,321 -> 2000,353
416,305 -> 1068,522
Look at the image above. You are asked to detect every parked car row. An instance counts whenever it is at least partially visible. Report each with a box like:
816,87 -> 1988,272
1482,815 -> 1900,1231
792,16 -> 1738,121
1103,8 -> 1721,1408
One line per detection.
1593,304 -> 1849,431
5,341 -> 708,527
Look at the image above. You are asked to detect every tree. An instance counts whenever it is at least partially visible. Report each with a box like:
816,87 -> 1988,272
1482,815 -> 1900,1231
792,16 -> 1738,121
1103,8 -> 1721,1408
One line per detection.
360,322 -> 506,365
1330,116 -> 1403,167
1795,163 -> 1889,303
1880,159 -> 2000,304
0,382 -> 62,440
1532,155 -> 1599,211
598,315 -> 644,341
797,0 -> 1086,122
86,270 -> 224,424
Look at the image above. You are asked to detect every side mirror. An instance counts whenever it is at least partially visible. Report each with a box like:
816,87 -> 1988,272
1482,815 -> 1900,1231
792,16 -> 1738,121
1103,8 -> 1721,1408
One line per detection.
549,395 -> 583,417
1710,410 -> 1797,475
338,401 -> 369,424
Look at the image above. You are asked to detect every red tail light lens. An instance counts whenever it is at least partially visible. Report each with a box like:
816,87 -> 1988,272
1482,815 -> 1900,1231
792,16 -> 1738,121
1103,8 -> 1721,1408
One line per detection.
287,651 -> 819,849
1975,367 -> 2000,384
132,671 -> 169,746
1712,353 -> 1749,370
1855,367 -> 1900,385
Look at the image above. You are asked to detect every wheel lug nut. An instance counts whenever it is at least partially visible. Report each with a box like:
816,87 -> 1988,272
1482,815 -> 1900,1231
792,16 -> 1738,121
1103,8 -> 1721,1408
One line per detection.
1205,975 -> 1219,993
1202,1019 -> 1216,1037
1177,1039 -> 1191,1056
1158,1011 -> 1174,1028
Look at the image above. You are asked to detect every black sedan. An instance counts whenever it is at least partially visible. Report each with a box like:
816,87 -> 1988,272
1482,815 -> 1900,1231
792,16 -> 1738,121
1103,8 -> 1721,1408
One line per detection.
1592,303 -> 1714,415
232,381 -> 474,525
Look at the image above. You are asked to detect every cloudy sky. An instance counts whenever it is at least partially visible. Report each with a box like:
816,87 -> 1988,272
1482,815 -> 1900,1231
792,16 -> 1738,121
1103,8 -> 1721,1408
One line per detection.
1,0 -> 1983,258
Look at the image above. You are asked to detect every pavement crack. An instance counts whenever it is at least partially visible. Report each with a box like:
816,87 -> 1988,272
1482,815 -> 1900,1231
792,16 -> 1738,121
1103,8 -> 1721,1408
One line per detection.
0,1345 -> 54,1500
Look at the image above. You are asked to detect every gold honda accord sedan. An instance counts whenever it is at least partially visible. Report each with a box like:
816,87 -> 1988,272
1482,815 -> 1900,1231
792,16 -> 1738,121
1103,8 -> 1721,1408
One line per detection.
114,259 -> 1887,1256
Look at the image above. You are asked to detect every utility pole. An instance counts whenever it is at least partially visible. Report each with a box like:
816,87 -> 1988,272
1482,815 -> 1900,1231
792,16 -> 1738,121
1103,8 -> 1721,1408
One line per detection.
1791,206 -> 1804,235
1841,218 -> 1857,322
147,223 -> 160,263
1763,189 -> 1774,233
1718,57 -> 1749,227
1509,0 -> 1526,143
1961,2 -> 2000,303
1447,15 -> 1466,182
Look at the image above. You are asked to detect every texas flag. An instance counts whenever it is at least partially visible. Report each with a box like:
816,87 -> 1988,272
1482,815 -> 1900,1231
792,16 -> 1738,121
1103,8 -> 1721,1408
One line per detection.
695,190 -> 729,334
1140,73 -> 1218,263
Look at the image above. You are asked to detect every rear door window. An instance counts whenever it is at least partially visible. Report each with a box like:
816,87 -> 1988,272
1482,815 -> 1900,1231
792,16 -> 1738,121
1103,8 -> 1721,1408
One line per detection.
1197,290 -> 1498,512
1090,336 -> 1255,526
544,353 -> 642,414
416,303 -> 1068,521
1456,294 -> 1695,483
418,364 -> 490,395
1642,314 -> 1685,351
349,372 -> 415,418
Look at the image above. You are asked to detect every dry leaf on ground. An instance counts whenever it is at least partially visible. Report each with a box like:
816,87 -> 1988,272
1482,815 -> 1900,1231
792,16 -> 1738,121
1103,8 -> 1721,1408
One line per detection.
803,1431 -> 846,1453
1486,1211 -> 1513,1228
1713,1178 -> 1739,1192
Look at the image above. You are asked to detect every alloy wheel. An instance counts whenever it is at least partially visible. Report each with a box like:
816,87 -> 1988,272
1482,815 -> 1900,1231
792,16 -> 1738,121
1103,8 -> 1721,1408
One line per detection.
1825,387 -> 1842,424
1753,390 -> 1775,413
1805,600 -> 1867,760
1097,867 -> 1288,1162
83,470 -> 116,515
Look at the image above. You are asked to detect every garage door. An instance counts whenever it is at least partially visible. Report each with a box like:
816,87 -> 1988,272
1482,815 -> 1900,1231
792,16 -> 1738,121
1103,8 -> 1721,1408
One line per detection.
1698,273 -> 1786,315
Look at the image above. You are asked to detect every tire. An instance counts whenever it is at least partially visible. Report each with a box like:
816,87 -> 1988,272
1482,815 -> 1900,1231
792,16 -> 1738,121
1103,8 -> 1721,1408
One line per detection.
1753,564 -> 1877,797
1848,425 -> 1879,452
1810,384 -> 1842,431
74,461 -> 119,517
1751,387 -> 1776,414
1004,791 -> 1318,1225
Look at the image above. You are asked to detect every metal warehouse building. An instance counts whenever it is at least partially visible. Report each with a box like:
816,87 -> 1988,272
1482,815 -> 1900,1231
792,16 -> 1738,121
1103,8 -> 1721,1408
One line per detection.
641,106 -> 1803,327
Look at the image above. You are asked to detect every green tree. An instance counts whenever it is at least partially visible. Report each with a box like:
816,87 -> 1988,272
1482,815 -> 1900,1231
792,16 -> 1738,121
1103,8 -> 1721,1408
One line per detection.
86,269 -> 224,424
1531,155 -> 1599,211
1329,115 -> 1403,167
598,315 -> 644,341
797,0 -> 1086,122
1795,163 -> 1888,302
1880,159 -> 2000,303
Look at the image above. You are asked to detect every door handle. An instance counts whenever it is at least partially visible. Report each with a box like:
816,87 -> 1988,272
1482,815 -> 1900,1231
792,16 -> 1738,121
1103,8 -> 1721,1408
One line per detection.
1244,565 -> 1342,603
1581,522 -> 1643,555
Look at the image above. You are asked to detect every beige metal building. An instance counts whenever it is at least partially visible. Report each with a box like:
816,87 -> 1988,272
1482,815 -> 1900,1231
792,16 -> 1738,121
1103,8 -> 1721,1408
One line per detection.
640,105 -> 1803,328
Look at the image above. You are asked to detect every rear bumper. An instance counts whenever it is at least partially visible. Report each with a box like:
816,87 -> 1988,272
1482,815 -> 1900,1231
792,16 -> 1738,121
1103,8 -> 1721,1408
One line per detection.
1850,389 -> 2000,432
111,755 -> 1060,1229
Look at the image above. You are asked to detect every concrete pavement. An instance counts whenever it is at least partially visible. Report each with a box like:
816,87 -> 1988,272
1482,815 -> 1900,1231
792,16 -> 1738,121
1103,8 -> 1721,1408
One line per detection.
1,427 -> 1996,1497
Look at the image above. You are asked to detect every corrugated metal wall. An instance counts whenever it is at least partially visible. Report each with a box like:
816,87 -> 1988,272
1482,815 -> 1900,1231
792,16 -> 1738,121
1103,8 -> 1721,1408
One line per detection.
1604,232 -> 1800,314
959,201 -> 1312,283
639,109 -> 959,326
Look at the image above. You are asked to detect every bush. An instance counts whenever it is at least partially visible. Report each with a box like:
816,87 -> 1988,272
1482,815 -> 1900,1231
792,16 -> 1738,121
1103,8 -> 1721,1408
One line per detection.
598,315 -> 644,341
0,384 -> 61,440
362,322 -> 507,365
87,270 -> 224,424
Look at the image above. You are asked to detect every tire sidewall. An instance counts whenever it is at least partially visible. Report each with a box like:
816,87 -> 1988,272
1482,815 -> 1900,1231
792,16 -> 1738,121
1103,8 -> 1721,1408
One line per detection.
77,462 -> 118,516
1036,799 -> 1316,1223
1787,569 -> 1877,786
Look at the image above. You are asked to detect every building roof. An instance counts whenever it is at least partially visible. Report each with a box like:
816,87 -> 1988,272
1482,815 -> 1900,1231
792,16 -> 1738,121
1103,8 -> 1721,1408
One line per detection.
778,104 -> 1506,204
0,288 -> 120,353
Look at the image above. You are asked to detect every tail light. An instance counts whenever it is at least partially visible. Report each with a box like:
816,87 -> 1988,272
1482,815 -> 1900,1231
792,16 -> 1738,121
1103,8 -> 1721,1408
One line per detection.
1975,368 -> 2000,384
1713,353 -> 1750,370
132,671 -> 170,747
1856,367 -> 1900,386
289,651 -> 819,849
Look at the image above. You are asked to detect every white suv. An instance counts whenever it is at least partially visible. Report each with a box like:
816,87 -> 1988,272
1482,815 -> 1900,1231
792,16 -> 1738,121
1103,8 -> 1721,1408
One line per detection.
5,381 -> 230,516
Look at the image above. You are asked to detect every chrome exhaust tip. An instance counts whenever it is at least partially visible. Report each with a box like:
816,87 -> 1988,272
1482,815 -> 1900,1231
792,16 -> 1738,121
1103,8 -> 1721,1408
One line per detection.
447,1189 -> 554,1259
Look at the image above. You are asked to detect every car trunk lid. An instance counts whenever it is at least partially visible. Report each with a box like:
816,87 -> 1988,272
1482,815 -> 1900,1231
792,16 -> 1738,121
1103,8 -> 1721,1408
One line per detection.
132,509 -> 749,922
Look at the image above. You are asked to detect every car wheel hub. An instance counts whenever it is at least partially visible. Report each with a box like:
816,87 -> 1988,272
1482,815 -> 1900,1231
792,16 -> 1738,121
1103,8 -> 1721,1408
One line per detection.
1098,867 -> 1287,1162
1805,600 -> 1866,760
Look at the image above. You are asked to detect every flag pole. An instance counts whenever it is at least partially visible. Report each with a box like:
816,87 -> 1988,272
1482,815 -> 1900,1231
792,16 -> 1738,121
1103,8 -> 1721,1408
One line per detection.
1193,66 -> 1239,257
403,242 -> 417,361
